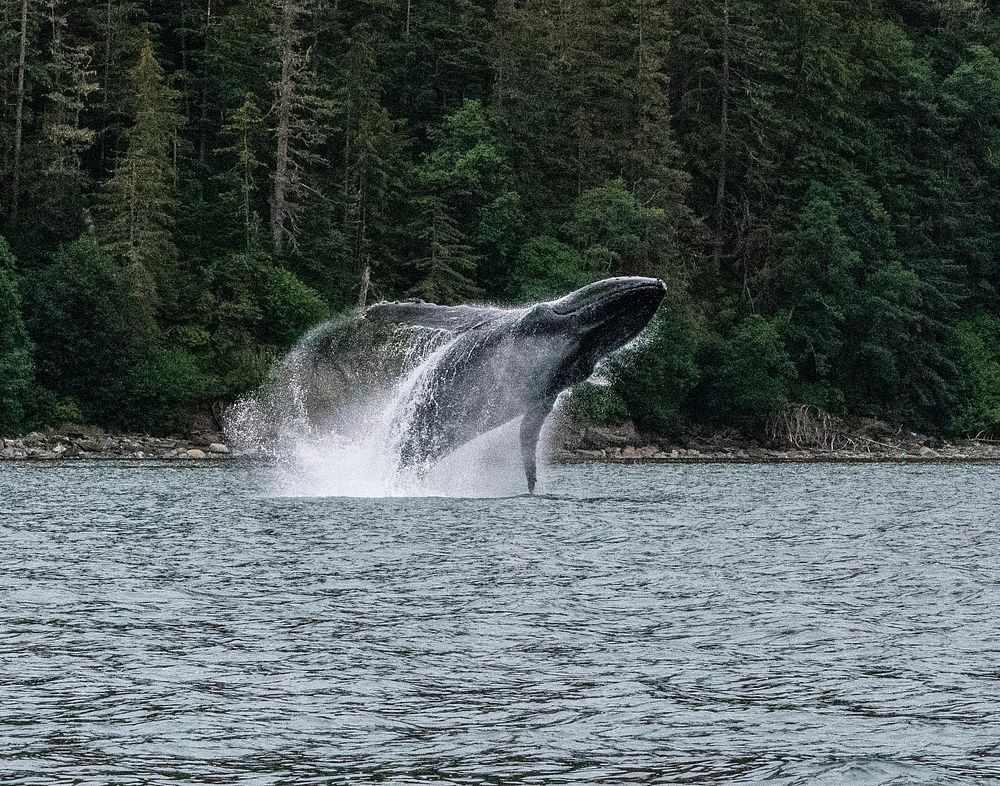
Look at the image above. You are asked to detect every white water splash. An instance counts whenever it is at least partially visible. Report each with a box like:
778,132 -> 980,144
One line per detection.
225,316 -> 533,498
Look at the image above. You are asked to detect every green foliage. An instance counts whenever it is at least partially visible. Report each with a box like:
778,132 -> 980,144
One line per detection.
408,195 -> 482,305
695,314 -> 797,433
772,184 -> 859,384
215,95 -> 268,252
567,384 -> 631,427
951,315 -> 1000,434
509,236 -> 589,302
563,180 -> 667,275
28,236 -> 142,427
99,37 -> 183,317
256,265 -> 329,346
128,346 -> 213,433
1,0 -> 999,438
27,235 -> 205,433
616,299 -> 701,435
203,251 -> 327,395
409,99 -> 515,300
0,238 -> 34,434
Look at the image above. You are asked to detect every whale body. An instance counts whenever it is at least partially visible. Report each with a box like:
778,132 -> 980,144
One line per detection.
364,276 -> 667,492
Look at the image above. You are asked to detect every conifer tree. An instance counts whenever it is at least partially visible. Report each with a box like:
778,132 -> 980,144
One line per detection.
9,0 -> 30,222
32,2 -> 98,240
100,37 -> 183,315
216,94 -> 267,252
270,0 -> 317,253
0,237 -> 34,434
337,21 -> 409,308
409,194 -> 480,304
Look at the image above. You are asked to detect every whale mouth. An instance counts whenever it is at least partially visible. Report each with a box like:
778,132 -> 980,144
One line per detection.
550,276 -> 666,316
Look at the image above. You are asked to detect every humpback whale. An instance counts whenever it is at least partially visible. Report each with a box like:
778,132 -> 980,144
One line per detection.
364,276 -> 667,493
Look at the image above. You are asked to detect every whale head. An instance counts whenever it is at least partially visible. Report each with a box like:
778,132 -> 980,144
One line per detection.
522,276 -> 667,387
549,276 -> 666,341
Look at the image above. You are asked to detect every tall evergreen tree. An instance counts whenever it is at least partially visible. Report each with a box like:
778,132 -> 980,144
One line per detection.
100,37 -> 182,315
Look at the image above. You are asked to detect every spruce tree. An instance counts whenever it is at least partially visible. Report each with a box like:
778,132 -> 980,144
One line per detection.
100,37 -> 183,316
337,22 -> 409,308
408,194 -> 480,305
216,94 -> 267,252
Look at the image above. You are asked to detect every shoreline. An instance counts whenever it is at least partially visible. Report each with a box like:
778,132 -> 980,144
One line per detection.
3,429 -> 1000,464
0,432 -> 231,461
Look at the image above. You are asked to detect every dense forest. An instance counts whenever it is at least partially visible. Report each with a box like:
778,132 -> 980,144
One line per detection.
2,0 -> 1000,439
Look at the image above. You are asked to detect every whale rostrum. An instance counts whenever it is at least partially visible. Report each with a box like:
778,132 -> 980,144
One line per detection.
363,277 -> 667,493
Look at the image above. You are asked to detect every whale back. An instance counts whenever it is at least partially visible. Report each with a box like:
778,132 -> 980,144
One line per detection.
365,301 -> 510,333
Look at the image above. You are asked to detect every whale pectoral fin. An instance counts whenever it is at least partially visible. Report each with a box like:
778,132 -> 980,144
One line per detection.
520,399 -> 555,494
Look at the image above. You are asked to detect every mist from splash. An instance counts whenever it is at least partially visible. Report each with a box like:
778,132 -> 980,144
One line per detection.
224,312 -> 545,498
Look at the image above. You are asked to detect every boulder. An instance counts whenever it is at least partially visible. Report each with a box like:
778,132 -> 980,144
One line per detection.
185,449 -> 207,459
207,443 -> 230,455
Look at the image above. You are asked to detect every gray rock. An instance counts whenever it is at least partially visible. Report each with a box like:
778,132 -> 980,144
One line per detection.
207,443 -> 230,455
581,422 -> 641,449
185,449 -> 206,459
919,446 -> 938,458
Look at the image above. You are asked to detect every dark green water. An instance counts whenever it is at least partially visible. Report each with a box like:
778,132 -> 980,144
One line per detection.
1,461 -> 998,784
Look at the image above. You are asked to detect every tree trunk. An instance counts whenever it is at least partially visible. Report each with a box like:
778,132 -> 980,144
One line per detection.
11,0 -> 29,223
270,0 -> 295,253
712,0 -> 730,275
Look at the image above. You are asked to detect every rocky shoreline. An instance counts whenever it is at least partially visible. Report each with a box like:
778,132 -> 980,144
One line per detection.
551,420 -> 1000,463
3,424 -> 1000,463
554,442 -> 1000,463
0,431 -> 232,461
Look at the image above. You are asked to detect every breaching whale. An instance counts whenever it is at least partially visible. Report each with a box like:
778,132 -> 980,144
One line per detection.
364,276 -> 667,493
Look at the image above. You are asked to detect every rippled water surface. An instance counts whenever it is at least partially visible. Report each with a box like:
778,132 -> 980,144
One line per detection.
2,461 -> 999,784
